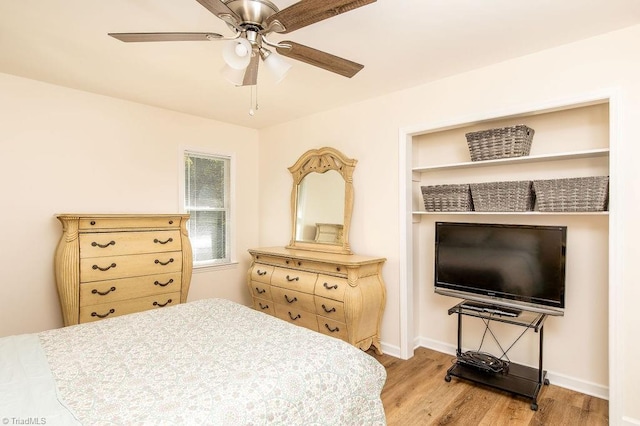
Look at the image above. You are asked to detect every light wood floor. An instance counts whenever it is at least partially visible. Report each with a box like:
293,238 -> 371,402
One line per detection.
369,347 -> 608,425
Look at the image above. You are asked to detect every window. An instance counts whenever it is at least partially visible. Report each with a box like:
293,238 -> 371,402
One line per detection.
183,151 -> 231,267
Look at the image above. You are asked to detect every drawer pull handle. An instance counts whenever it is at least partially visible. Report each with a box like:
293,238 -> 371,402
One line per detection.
325,323 -> 340,333
323,282 -> 338,290
92,286 -> 116,296
92,263 -> 116,272
322,304 -> 336,313
286,275 -> 299,282
153,299 -> 172,307
284,295 -> 298,304
256,287 -> 266,294
154,279 -> 174,287
154,237 -> 173,245
288,312 -> 301,321
91,308 -> 115,318
91,240 -> 115,248
257,270 -> 267,276
259,302 -> 269,310
155,258 -> 174,266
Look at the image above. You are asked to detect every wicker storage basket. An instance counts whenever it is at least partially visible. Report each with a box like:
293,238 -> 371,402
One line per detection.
470,180 -> 535,212
533,176 -> 609,212
421,184 -> 473,212
465,125 -> 535,161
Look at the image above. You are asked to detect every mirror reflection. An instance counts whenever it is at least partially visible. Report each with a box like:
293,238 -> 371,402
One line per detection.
295,170 -> 345,244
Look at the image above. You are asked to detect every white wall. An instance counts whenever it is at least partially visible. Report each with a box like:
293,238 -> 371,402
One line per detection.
0,73 -> 260,336
258,25 -> 640,424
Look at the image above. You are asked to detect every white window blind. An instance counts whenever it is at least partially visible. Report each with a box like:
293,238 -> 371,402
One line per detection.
184,152 -> 231,266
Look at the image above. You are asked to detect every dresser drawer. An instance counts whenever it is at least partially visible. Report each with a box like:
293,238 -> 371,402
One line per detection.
271,267 -> 317,293
314,274 -> 347,301
250,281 -> 273,300
79,291 -> 180,323
274,304 -> 318,331
252,253 -> 346,277
80,230 -> 181,258
79,216 -> 182,231
291,259 -> 346,276
314,296 -> 346,322
252,297 -> 275,315
80,251 -> 183,283
317,317 -> 348,341
251,264 -> 274,284
79,272 -> 181,305
251,254 -> 295,268
271,287 -> 316,313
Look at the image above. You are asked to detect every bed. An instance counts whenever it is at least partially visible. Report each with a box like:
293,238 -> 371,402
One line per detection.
0,298 -> 387,425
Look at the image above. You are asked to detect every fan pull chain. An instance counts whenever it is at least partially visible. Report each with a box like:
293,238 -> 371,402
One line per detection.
249,85 -> 259,116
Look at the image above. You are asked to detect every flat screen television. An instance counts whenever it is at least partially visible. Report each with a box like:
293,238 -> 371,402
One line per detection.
434,222 -> 567,316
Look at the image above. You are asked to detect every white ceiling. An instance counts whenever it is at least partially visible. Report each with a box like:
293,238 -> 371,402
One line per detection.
2,0 -> 640,129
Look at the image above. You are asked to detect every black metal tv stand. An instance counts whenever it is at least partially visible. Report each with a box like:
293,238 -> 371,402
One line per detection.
445,301 -> 550,410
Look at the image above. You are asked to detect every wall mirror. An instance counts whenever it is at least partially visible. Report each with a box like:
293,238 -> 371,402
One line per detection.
287,147 -> 356,254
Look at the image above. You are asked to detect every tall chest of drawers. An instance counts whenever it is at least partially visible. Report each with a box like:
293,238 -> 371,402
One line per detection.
247,247 -> 386,354
54,214 -> 192,326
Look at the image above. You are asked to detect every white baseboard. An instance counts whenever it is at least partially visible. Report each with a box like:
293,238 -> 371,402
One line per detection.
548,370 -> 608,400
414,336 -> 609,400
415,336 -> 456,357
379,342 -> 403,359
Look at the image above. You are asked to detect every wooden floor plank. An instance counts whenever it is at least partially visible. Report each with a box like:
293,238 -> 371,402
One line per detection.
478,389 -> 535,426
368,347 -> 608,426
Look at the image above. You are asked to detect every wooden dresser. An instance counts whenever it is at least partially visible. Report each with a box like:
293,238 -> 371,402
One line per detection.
247,246 -> 386,354
54,214 -> 192,326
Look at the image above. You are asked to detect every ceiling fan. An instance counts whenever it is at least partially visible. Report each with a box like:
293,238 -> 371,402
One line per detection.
108,0 -> 377,86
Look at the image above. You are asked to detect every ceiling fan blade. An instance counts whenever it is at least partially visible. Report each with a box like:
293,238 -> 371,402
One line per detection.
266,0 -> 376,34
242,54 -> 259,86
194,0 -> 242,26
108,32 -> 223,42
276,41 -> 364,78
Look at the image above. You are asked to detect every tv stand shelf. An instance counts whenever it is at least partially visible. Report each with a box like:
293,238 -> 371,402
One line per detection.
450,302 -> 546,329
445,301 -> 550,411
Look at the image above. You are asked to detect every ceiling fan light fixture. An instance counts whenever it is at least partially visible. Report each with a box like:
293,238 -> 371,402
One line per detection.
235,43 -> 248,56
222,37 -> 252,69
109,0 -> 376,96
260,48 -> 292,83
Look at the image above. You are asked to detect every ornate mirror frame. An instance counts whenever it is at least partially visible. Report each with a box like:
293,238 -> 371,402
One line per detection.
287,147 -> 357,255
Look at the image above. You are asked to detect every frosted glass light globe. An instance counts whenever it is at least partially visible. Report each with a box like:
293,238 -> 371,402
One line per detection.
235,43 -> 248,57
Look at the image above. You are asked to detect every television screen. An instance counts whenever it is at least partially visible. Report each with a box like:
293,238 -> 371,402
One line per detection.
434,222 -> 567,315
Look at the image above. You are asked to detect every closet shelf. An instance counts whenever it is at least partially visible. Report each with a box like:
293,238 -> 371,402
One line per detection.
413,148 -> 609,173
412,211 -> 609,216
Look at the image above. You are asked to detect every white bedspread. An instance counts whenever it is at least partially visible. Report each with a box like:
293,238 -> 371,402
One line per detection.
0,334 -> 80,425
30,298 -> 386,425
